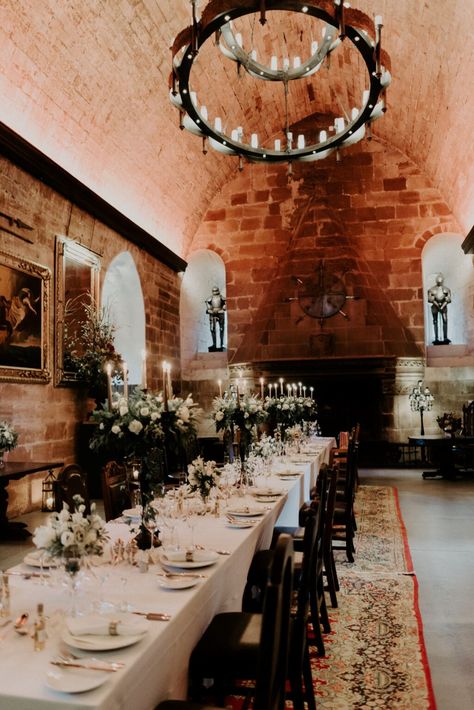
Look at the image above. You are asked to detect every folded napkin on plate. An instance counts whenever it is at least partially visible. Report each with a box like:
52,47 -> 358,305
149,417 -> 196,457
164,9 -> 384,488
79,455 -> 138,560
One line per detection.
67,614 -> 148,637
163,549 -> 214,563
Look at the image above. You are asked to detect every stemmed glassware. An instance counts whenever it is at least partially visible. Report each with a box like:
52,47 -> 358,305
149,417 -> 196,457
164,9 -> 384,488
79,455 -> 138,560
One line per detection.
142,503 -> 159,553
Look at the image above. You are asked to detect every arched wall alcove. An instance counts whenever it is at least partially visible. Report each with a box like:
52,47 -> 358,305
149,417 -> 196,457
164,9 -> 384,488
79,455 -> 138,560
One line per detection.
180,250 -> 227,371
422,233 -> 473,348
102,251 -> 146,384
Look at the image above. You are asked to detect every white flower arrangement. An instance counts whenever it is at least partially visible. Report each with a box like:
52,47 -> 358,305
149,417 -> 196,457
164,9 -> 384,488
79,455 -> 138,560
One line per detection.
286,424 -> 303,442
250,434 -> 278,460
33,495 -> 109,560
187,456 -> 221,499
0,421 -> 18,452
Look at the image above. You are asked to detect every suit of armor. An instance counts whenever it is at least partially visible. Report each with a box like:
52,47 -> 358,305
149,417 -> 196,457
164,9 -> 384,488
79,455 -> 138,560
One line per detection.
206,287 -> 226,349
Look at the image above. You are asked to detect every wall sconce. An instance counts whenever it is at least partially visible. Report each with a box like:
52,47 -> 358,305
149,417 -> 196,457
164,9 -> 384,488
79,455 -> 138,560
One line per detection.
41,471 -> 57,512
409,380 -> 434,435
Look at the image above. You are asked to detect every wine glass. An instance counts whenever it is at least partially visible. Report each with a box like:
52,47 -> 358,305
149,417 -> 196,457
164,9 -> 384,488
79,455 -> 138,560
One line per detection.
142,503 -> 159,552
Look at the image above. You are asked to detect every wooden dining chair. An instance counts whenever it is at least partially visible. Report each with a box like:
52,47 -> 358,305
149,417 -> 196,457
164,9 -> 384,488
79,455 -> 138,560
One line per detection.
101,461 -> 130,522
243,514 -> 318,710
54,464 -> 90,513
185,534 -> 294,710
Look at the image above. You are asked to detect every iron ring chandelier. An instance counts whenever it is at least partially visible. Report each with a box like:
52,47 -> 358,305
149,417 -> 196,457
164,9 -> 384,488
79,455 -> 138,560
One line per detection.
170,0 -> 392,166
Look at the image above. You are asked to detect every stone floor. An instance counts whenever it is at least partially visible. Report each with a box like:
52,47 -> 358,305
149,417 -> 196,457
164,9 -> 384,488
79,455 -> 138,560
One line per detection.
361,467 -> 474,710
1,469 -> 473,709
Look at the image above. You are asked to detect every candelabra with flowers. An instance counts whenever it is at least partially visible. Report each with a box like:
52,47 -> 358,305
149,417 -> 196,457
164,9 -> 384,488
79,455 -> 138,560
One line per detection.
409,380 -> 434,436
264,395 -> 318,439
0,421 -> 18,468
90,388 -> 201,547
212,393 -> 267,473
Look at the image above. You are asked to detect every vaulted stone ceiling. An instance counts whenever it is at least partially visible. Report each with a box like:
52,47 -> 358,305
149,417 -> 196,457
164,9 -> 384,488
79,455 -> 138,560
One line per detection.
0,0 -> 473,258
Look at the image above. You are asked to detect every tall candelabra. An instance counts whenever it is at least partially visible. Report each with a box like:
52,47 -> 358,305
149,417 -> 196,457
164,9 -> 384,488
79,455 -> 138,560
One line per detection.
409,380 -> 434,436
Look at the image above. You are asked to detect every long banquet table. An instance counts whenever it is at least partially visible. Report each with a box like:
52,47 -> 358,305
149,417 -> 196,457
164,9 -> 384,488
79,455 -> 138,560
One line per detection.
0,438 -> 335,710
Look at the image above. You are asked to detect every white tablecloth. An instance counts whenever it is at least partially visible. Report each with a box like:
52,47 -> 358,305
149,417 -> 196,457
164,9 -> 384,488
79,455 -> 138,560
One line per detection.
0,439 -> 335,709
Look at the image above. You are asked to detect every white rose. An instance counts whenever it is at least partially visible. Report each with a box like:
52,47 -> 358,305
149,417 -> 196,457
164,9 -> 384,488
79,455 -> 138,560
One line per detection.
151,412 -> 160,421
244,412 -> 249,418
188,464 -> 195,475
84,530 -> 97,546
111,425 -> 121,434
60,530 -> 75,547
128,419 -> 143,435
32,525 -> 56,549
140,407 -> 150,417
215,411 -> 224,421
119,405 -> 128,417
282,404 -> 289,410
99,422 -> 104,430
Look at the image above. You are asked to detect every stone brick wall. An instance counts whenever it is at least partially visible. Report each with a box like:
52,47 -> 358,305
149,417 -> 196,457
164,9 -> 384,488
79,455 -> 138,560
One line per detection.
190,140 -> 463,366
0,156 -> 180,516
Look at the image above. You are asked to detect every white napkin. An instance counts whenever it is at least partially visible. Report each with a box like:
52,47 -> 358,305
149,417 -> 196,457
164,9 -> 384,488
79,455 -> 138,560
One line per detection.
163,549 -> 214,563
67,614 -> 148,637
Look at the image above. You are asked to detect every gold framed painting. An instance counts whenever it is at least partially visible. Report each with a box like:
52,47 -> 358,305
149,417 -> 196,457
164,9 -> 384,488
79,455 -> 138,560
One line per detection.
0,249 -> 51,383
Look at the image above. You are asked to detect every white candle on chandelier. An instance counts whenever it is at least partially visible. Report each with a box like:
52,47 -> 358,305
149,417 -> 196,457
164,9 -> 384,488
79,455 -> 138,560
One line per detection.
218,379 -> 222,397
251,133 -> 259,148
190,91 -> 198,106
167,363 -> 173,398
298,382 -> 302,397
311,40 -> 318,55
231,129 -> 239,142
214,116 -> 222,133
375,14 -> 383,27
293,56 -> 301,68
201,105 -> 208,120
292,384 -> 297,398
283,58 -> 290,71
279,378 -> 284,395
287,384 -> 291,396
335,117 -> 345,132
310,386 -> 314,399
274,139 -> 281,151
362,89 -> 370,105
319,130 -> 328,143
235,32 -> 243,47
270,56 -> 278,70
268,383 -> 273,397
297,134 -> 305,149
259,377 -> 264,399
250,49 -> 257,61
141,349 -> 147,390
303,385 -> 307,397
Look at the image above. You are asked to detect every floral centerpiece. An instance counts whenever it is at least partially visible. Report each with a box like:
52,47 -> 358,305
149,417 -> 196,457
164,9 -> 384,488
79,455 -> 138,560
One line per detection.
0,421 -> 18,467
90,388 -> 201,508
212,393 -> 267,460
249,433 -> 278,460
32,495 -> 109,561
64,294 -> 122,401
264,395 -> 317,436
187,456 -> 221,501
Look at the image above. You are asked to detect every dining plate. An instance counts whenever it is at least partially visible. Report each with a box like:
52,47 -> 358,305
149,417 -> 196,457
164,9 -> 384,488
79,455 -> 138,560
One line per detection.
253,496 -> 279,503
276,471 -> 300,478
45,667 -> 110,694
158,576 -> 200,590
122,507 -> 142,520
251,488 -> 283,497
23,551 -> 59,568
226,520 -> 255,529
159,550 -> 219,569
226,507 -> 264,517
62,629 -> 146,651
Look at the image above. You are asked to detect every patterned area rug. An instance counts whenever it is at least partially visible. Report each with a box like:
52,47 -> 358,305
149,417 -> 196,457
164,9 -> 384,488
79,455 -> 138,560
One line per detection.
224,486 -> 435,709
312,485 -> 436,709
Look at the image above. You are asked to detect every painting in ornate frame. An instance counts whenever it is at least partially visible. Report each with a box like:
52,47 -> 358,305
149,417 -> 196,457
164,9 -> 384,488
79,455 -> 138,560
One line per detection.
54,235 -> 101,386
0,249 -> 51,383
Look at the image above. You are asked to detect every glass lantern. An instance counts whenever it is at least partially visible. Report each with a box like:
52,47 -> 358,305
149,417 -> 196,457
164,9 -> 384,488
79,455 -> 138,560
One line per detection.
41,471 -> 57,512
